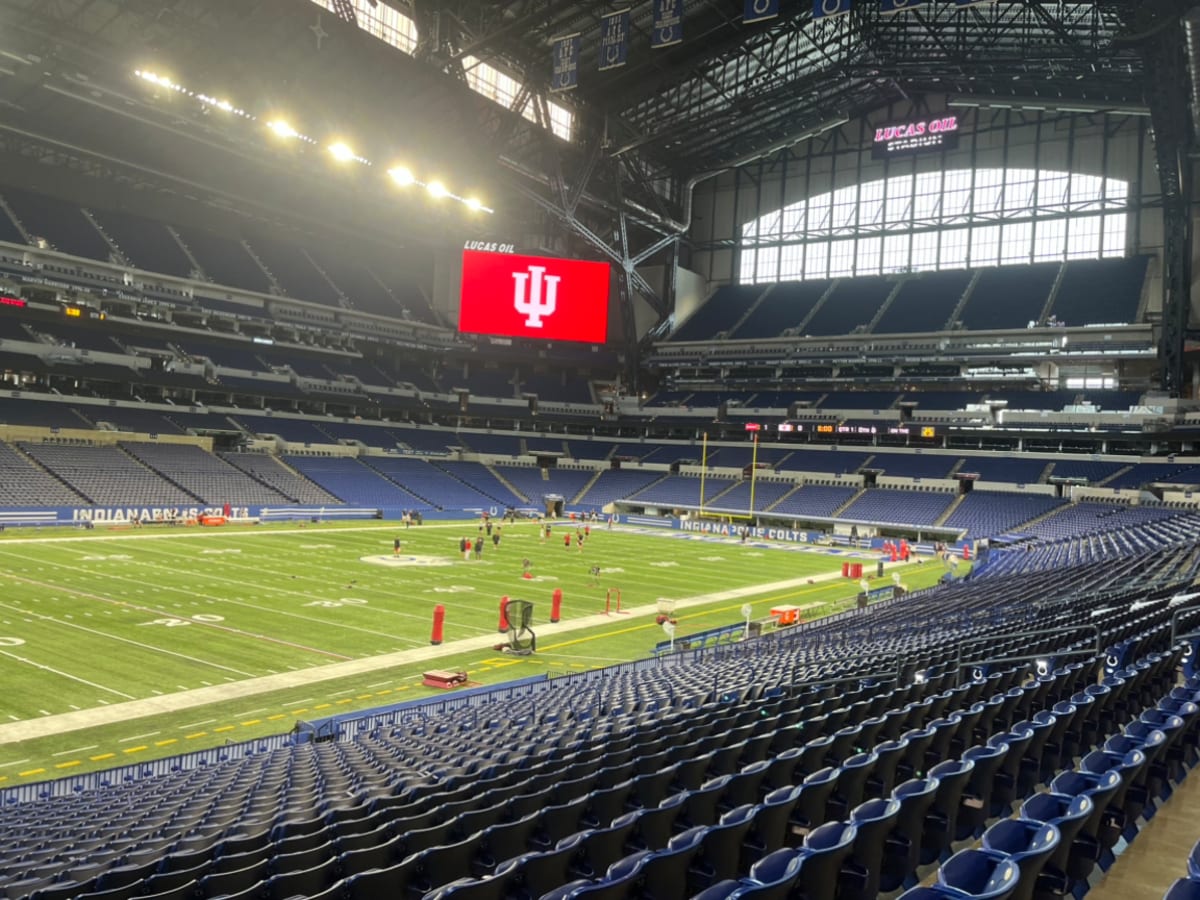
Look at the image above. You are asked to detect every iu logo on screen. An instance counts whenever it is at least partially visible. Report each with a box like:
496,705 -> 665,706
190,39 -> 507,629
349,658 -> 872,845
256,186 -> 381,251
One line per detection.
459,249 -> 610,344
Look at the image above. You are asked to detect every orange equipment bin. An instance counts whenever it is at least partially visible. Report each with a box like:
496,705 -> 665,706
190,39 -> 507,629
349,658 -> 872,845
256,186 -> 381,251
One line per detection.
770,605 -> 803,626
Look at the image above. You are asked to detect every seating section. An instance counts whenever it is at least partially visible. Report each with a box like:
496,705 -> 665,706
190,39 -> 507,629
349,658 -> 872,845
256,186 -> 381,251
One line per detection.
18,442 -> 197,506
778,450 -> 873,475
574,469 -> 666,507
874,270 -> 971,334
871,454 -> 960,479
767,483 -> 857,518
731,280 -> 829,339
959,263 -> 1059,330
840,488 -> 956,525
1025,502 -> 1186,542
1,187 -> 113,262
1045,460 -> 1126,484
671,285 -> 766,341
432,461 -> 529,509
805,277 -> 893,336
493,466 -> 596,506
0,442 -> 86,505
173,225 -> 273,295
704,479 -> 796,512
282,456 -> 427,509
220,453 -> 341,505
956,457 -> 1048,485
1050,256 -> 1149,326
121,443 -> 291,506
90,207 -> 195,278
628,474 -> 738,507
361,457 -> 507,510
942,490 -> 1067,538
1106,463 -> 1200,490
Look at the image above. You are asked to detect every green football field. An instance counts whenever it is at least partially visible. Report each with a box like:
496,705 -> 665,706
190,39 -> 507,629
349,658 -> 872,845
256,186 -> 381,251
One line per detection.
0,520 -> 955,785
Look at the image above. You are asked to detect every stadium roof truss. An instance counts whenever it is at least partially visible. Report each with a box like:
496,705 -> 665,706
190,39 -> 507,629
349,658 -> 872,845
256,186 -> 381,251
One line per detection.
0,0 -> 1198,385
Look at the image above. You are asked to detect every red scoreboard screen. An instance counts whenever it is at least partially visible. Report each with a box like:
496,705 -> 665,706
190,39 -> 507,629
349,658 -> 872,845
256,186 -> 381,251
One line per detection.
459,249 -> 610,344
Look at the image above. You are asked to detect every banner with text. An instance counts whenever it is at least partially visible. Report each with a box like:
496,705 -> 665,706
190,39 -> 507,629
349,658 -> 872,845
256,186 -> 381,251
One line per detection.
652,0 -> 683,47
551,33 -> 580,92
599,9 -> 630,70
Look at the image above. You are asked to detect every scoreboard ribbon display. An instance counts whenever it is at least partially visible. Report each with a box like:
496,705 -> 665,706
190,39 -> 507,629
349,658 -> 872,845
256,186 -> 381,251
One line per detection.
459,250 -> 610,344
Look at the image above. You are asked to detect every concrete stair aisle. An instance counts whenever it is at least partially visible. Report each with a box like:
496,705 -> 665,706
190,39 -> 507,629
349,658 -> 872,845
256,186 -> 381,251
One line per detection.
795,280 -> 840,334
166,226 -> 206,281
1037,261 -> 1068,326
81,208 -> 129,266
572,469 -> 606,504
480,463 -> 529,504
944,269 -> 983,328
726,284 -> 776,338
0,193 -> 31,244
117,444 -> 204,502
241,239 -> 284,296
1098,465 -> 1134,487
1038,461 -> 1057,483
934,493 -> 966,527
1014,501 -> 1072,532
832,487 -> 866,517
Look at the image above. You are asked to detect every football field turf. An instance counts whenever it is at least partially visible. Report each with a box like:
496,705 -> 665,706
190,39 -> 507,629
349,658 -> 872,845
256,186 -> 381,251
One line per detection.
0,520 -> 953,784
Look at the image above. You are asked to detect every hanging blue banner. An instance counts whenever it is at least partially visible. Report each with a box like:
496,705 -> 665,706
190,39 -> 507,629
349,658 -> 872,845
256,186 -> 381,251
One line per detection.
881,0 -> 925,12
744,0 -> 779,24
955,0 -> 997,5
551,33 -> 580,92
652,0 -> 683,48
599,9 -> 630,70
813,0 -> 853,19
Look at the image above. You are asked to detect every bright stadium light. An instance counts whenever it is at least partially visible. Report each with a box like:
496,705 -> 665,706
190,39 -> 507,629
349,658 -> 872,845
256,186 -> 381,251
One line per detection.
329,141 -> 356,162
388,165 -> 415,186
465,196 -> 483,212
426,180 -> 448,198
268,119 -> 299,139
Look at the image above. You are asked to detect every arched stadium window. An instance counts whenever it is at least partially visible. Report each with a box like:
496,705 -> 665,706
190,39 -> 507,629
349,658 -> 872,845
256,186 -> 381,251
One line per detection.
739,168 -> 1129,284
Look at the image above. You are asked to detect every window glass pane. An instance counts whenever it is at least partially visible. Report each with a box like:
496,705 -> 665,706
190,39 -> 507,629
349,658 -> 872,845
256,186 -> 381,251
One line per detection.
883,233 -> 910,272
970,225 -> 1001,267
1003,168 -> 1036,214
939,227 -> 969,270
1000,222 -> 1032,265
1102,214 -> 1126,257
828,238 -> 856,276
1033,218 -> 1066,262
973,169 -> 1003,217
756,247 -> 780,282
855,237 -> 882,276
1037,171 -> 1070,215
804,241 -> 829,279
911,231 -> 940,271
780,244 -> 804,280
1066,215 -> 1101,259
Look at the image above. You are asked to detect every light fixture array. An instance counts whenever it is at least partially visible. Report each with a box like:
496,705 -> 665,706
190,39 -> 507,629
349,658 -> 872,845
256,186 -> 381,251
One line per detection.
134,69 -> 492,214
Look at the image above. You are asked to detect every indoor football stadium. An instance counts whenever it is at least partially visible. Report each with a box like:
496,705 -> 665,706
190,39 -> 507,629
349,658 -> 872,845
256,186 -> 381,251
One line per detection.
0,0 -> 1197,898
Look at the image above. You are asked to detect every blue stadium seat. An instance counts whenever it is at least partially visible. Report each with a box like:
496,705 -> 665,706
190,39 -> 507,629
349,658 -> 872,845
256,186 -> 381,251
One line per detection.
935,849 -> 1021,900
979,819 -> 1060,900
